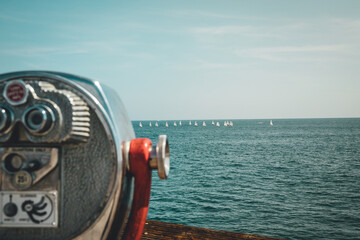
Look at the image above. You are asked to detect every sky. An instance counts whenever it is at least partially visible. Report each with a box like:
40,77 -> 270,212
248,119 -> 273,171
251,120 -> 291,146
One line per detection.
0,0 -> 359,120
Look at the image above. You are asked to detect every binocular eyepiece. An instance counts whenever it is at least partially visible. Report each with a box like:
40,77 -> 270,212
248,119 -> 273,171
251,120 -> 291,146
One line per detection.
23,105 -> 54,134
0,106 -> 13,134
0,104 -> 55,136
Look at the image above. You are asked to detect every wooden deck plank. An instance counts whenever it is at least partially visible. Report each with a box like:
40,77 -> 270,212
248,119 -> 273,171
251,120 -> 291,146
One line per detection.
141,220 -> 282,240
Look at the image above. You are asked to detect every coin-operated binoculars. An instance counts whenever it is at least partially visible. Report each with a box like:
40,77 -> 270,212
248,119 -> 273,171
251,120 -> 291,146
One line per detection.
0,71 -> 170,240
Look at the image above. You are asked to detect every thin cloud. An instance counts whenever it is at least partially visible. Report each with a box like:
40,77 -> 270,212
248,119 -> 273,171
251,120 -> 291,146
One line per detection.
248,45 -> 346,53
0,41 -> 157,60
146,8 -> 268,22
1,47 -> 60,57
0,14 -> 29,23
23,61 -> 42,69
191,25 -> 253,35
190,17 -> 360,41
237,45 -> 349,62
195,59 -> 252,69
163,9 -> 265,21
0,47 -> 88,57
189,24 -> 294,39
170,59 -> 253,71
330,18 -> 360,28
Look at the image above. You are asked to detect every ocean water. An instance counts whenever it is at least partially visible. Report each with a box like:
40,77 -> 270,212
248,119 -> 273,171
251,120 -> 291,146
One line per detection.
133,119 -> 360,240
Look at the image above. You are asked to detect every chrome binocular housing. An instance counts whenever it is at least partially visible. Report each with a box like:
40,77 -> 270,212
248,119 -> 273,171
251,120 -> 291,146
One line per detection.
0,71 -> 170,240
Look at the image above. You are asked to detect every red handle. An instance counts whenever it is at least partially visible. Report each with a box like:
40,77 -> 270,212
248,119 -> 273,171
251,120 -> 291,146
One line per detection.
122,138 -> 152,240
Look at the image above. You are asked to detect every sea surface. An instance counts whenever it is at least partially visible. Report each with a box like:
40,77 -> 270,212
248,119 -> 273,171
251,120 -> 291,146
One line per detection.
133,119 -> 360,240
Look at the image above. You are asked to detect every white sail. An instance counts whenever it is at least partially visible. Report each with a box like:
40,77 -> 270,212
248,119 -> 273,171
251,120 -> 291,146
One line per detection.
270,120 -> 273,126
216,121 -> 220,127
179,121 -> 182,126
149,122 -> 152,127
194,121 -> 198,126
165,122 -> 168,127
229,121 -> 233,127
189,121 -> 192,126
174,122 -> 177,127
139,122 -> 142,128
155,122 -> 158,127
202,121 -> 206,127
212,121 -> 215,125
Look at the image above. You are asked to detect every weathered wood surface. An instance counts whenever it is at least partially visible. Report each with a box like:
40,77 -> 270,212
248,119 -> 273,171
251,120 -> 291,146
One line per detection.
141,220 -> 282,240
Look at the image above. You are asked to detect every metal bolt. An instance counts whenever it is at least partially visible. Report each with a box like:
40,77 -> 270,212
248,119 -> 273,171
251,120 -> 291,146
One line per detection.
149,135 -> 170,180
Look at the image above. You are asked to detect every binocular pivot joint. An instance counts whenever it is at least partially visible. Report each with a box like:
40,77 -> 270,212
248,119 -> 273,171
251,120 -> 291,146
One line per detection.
123,135 -> 170,180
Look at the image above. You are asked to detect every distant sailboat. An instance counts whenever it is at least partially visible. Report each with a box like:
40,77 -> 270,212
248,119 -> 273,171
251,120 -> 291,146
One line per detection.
194,121 -> 198,127
212,121 -> 215,126
224,121 -> 228,127
216,121 -> 220,127
155,122 -> 159,127
202,121 -> 206,127
189,121 -> 192,126
174,122 -> 177,127
139,122 -> 142,128
270,120 -> 273,126
179,121 -> 182,126
165,122 -> 169,127
149,122 -> 152,127
229,121 -> 233,127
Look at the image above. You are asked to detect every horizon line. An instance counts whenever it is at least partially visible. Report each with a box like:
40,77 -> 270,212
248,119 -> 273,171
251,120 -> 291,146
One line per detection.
132,117 -> 360,121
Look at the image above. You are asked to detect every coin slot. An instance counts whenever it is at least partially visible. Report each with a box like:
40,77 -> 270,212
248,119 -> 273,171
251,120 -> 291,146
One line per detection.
12,170 -> 33,190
